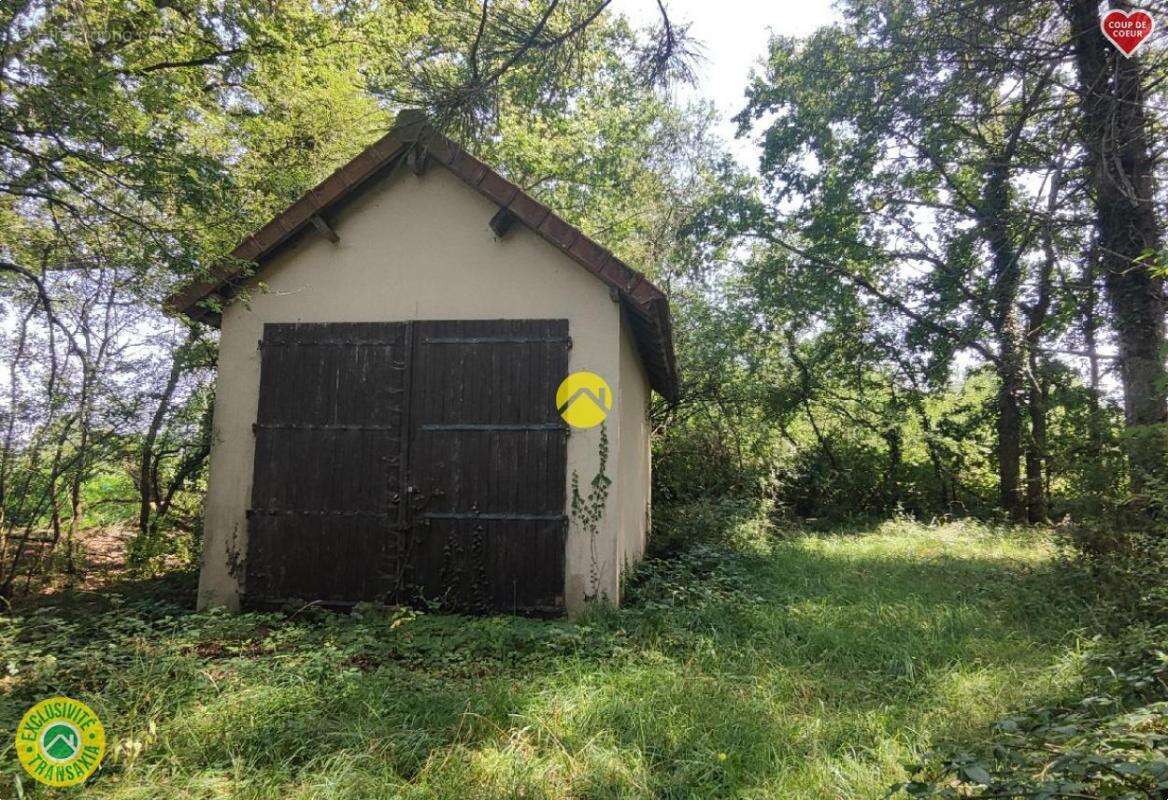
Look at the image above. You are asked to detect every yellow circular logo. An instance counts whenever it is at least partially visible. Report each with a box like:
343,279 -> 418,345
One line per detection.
556,371 -> 613,429
15,697 -> 106,787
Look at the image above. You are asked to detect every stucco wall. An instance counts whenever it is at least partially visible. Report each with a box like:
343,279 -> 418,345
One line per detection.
616,312 -> 652,589
197,163 -> 647,614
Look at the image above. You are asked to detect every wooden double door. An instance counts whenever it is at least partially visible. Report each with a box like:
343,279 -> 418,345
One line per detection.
244,320 -> 569,614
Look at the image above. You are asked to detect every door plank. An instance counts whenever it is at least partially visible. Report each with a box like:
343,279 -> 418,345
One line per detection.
407,319 -> 569,614
245,322 -> 408,605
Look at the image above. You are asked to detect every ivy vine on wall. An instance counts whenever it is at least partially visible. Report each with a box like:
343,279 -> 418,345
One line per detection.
571,423 -> 612,602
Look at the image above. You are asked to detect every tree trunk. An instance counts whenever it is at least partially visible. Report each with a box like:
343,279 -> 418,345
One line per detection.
1066,0 -> 1168,493
1081,244 -> 1105,455
1024,167 -> 1061,523
1025,367 -> 1048,522
983,157 -> 1027,522
882,399 -> 903,510
996,368 -> 1026,521
139,337 -> 187,540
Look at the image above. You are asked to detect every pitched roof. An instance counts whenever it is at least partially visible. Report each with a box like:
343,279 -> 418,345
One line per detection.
167,110 -> 679,402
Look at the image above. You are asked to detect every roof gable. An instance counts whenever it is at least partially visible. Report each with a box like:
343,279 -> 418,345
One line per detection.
167,110 -> 678,402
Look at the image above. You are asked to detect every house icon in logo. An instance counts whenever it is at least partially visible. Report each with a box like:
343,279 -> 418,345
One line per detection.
42,726 -> 79,760
555,372 -> 613,429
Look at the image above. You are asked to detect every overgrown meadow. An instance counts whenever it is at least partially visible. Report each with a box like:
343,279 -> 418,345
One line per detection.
3,515 -> 1135,799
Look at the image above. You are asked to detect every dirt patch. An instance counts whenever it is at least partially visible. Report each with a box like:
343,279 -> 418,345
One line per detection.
7,526 -> 197,611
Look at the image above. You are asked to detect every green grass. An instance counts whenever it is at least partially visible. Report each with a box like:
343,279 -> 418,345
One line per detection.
0,519 -> 1093,799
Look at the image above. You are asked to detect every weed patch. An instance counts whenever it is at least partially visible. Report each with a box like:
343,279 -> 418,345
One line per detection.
1,520 -> 1090,799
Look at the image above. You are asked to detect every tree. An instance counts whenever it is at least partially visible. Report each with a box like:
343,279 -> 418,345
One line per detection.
1062,0 -> 1167,494
731,0 -> 1086,520
365,0 -> 698,138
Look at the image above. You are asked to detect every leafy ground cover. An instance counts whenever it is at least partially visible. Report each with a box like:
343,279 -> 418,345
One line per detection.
1,519 -> 1094,799
900,527 -> 1168,799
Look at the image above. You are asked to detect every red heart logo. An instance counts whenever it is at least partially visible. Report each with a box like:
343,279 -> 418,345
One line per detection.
1100,9 -> 1156,57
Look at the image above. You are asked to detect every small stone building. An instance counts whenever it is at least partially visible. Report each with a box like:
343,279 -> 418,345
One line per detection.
170,111 -> 678,615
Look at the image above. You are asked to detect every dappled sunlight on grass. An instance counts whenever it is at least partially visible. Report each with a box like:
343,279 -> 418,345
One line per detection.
1,520 -> 1093,799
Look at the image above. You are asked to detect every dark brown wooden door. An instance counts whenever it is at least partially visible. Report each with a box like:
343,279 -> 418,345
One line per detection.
406,320 -> 569,614
246,322 -> 410,604
245,319 -> 568,614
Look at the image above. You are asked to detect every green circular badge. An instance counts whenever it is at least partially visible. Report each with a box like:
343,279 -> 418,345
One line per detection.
15,697 -> 106,787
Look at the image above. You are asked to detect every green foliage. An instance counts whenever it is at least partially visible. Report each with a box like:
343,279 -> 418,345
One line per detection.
79,471 -> 139,529
654,349 -> 1123,525
648,496 -> 773,556
895,520 -> 1168,799
665,0 -> 1143,526
898,625 -> 1168,800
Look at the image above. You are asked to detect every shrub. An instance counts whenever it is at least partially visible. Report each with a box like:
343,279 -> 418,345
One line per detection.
647,496 -> 773,557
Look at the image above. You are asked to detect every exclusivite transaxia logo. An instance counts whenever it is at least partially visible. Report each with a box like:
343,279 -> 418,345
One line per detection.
15,696 -> 106,787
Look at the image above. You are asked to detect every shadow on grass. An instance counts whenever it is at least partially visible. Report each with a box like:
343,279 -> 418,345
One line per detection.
1,525 -> 1093,800
8,567 -> 198,615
